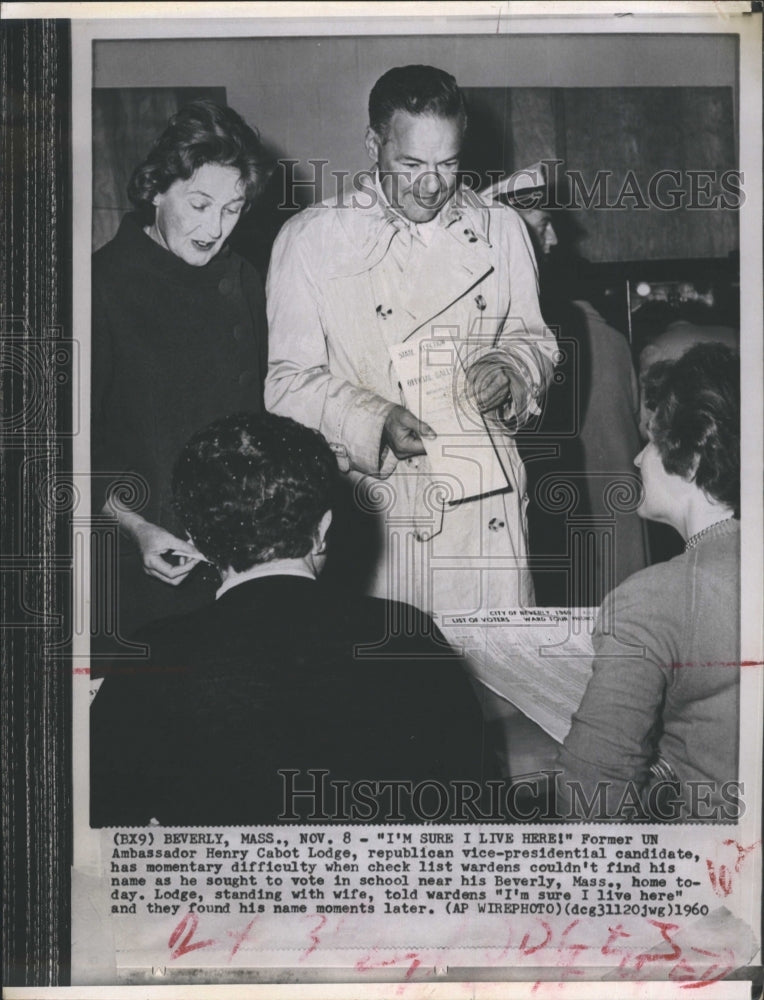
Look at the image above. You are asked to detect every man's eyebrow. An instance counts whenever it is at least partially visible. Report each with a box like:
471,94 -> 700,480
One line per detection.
397,154 -> 459,164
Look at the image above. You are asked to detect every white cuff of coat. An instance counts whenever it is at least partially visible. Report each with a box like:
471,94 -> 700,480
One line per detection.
333,396 -> 398,475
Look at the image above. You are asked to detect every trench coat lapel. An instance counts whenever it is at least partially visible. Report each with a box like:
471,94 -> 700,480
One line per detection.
327,193 -> 495,340
398,226 -> 494,338
328,209 -> 399,277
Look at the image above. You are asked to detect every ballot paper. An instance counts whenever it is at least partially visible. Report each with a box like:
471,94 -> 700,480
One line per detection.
440,607 -> 597,743
389,334 -> 512,503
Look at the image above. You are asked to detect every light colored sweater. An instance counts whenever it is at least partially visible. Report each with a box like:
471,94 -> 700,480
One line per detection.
558,518 -> 740,821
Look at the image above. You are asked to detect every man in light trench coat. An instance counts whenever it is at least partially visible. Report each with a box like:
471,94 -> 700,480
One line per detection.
266,65 -> 557,617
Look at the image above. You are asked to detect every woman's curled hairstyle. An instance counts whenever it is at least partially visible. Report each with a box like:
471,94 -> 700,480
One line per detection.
172,413 -> 339,572
643,342 -> 740,517
128,99 -> 269,220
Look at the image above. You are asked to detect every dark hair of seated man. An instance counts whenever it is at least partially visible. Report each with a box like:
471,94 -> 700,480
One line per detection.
172,411 -> 339,571
91,412 -> 499,827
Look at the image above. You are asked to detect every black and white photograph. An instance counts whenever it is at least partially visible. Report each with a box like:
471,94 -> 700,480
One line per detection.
1,1 -> 762,993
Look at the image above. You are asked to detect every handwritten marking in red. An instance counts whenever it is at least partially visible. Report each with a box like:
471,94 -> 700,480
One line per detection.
162,912 -> 743,988
705,858 -> 732,897
226,918 -> 257,961
601,923 -> 631,957
168,911 -> 215,960
519,920 -> 553,955
633,920 -> 682,972
495,925 -> 514,962
558,919 -> 590,975
528,924 -> 590,992
670,944 -> 736,989
706,839 -> 761,897
355,951 -> 421,979
404,953 -> 422,979
303,914 -> 327,959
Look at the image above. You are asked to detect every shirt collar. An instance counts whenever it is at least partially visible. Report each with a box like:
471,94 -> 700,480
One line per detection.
328,173 -> 491,277
372,170 -> 467,240
216,562 -> 316,600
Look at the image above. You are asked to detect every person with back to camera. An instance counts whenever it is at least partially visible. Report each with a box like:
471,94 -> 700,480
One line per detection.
557,343 -> 741,822
91,100 -> 270,651
90,412 -> 497,827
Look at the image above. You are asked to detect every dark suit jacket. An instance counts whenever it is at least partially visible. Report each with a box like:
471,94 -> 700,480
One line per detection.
91,576 -> 497,826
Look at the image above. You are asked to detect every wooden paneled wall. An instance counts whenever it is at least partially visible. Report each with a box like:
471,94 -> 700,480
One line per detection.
92,87 -> 225,250
463,87 -> 737,263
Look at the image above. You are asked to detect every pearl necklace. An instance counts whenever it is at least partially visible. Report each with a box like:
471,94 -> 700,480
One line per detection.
685,516 -> 735,551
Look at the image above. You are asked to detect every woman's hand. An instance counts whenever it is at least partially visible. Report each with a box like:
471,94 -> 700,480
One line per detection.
133,522 -> 207,584
108,507 -> 208,585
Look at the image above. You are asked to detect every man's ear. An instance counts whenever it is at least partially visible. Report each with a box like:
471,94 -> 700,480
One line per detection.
365,126 -> 381,164
314,509 -> 333,555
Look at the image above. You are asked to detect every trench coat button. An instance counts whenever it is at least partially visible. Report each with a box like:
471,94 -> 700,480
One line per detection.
329,442 -> 350,472
218,277 -> 234,296
233,324 -> 246,341
238,370 -> 255,387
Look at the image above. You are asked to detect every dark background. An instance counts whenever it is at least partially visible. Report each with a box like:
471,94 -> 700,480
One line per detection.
1,19 -> 72,987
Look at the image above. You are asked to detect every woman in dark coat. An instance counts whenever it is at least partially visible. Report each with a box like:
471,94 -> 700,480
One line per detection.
91,100 -> 270,651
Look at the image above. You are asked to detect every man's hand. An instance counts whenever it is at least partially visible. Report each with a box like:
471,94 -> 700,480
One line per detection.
382,404 -> 436,460
108,506 -> 209,585
466,358 -> 513,413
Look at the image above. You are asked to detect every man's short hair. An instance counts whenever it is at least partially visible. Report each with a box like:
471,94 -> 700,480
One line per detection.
368,65 -> 467,139
643,342 -> 740,517
172,413 -> 339,571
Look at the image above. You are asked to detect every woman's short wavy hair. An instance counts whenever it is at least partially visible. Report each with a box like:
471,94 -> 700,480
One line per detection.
643,342 -> 740,517
172,413 -> 339,572
128,99 -> 269,221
